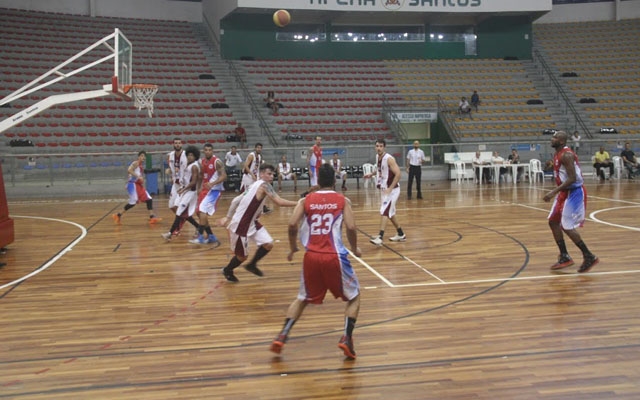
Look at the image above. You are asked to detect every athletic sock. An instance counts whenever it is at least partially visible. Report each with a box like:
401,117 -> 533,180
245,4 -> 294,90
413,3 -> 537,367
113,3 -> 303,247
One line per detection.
225,256 -> 243,271
556,239 -> 568,255
281,318 -> 296,336
576,240 -> 592,257
344,317 -> 356,337
247,245 -> 270,267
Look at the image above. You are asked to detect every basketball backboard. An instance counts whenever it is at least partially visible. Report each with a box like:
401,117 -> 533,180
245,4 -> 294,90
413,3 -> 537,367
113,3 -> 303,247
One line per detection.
113,29 -> 133,97
0,28 -> 152,134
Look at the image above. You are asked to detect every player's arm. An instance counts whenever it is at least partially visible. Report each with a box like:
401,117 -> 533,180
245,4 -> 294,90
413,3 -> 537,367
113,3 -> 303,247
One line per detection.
406,151 -> 411,171
262,182 -> 298,207
218,193 -> 243,227
243,153 -> 254,176
286,199 -> 305,261
385,156 -> 401,193
129,161 -> 143,184
127,160 -> 138,176
544,152 -> 576,201
206,159 -> 227,190
180,164 -> 199,194
343,198 -> 361,257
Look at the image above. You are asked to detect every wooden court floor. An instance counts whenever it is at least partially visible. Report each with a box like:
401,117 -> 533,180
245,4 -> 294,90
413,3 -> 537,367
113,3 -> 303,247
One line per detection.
2,180 -> 640,399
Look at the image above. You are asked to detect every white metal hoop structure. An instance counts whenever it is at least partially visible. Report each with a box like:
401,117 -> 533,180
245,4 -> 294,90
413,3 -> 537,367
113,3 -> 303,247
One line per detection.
126,84 -> 158,118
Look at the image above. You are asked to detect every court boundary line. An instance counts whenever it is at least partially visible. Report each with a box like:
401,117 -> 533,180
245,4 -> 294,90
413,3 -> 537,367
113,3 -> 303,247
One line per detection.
0,215 -> 87,290
353,192 -> 640,289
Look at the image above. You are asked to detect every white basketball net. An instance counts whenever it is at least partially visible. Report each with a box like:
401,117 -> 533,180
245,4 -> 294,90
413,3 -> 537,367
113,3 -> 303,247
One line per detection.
130,85 -> 158,118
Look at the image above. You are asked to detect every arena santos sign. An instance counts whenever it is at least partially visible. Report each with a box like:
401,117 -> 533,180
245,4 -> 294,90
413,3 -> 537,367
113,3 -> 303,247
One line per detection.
239,0 -> 551,13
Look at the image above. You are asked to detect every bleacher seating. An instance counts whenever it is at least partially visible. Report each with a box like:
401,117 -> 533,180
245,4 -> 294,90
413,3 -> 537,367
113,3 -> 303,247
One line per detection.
534,19 -> 640,136
385,59 -> 557,139
239,60 -> 397,143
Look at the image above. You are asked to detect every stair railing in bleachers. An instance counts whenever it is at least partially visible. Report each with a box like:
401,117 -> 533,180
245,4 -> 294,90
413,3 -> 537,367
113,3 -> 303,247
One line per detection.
227,61 -> 277,148
532,47 -> 592,139
201,14 -> 278,148
436,95 -> 461,142
381,95 -> 409,142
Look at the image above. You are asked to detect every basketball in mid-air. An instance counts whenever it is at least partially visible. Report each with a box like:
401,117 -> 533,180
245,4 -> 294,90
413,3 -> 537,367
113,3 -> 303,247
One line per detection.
273,9 -> 291,27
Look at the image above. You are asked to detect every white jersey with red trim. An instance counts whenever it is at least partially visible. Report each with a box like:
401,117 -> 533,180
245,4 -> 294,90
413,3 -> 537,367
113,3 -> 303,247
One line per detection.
375,152 -> 398,190
228,179 -> 267,237
168,150 -> 188,184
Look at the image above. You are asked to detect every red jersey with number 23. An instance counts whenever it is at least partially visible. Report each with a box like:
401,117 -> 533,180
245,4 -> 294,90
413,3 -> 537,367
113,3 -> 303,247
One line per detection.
300,190 -> 347,255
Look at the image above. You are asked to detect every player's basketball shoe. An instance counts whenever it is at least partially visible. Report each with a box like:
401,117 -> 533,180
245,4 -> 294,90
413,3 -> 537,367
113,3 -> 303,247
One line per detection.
550,254 -> 574,270
149,216 -> 162,224
244,264 -> 264,277
207,236 -> 221,248
112,214 -> 121,225
161,232 -> 173,241
338,335 -> 356,359
189,235 -> 207,244
369,235 -> 383,246
578,254 -> 599,273
389,234 -> 406,242
222,267 -> 239,283
270,333 -> 288,354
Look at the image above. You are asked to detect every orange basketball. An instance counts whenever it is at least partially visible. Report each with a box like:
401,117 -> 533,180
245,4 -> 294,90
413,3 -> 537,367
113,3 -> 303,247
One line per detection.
273,9 -> 291,28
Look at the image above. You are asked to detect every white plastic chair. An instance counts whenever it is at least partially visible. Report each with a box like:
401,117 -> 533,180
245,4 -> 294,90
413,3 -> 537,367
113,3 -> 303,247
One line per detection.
529,159 -> 545,183
362,163 -> 376,188
454,161 -> 467,184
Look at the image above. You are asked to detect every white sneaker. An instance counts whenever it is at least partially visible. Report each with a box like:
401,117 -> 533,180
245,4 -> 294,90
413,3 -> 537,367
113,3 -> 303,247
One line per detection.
189,236 -> 206,244
369,235 -> 383,246
389,234 -> 406,242
161,232 -> 172,241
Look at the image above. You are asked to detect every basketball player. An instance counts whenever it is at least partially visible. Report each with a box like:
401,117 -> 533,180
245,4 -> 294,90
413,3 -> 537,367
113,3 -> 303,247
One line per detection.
161,146 -> 201,241
167,138 -> 187,213
270,163 -> 361,359
543,131 -> 598,273
112,151 -> 162,225
331,152 -> 348,191
240,142 -> 263,193
219,164 -> 298,283
190,143 -> 226,245
300,136 -> 323,197
369,138 -> 406,245
277,155 -> 297,192
166,138 -> 198,235
241,142 -> 271,214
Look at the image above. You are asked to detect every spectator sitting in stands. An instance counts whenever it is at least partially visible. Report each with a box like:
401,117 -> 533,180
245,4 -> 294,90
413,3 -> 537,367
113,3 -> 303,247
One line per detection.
265,90 -> 280,115
458,97 -> 472,119
470,90 -> 480,111
234,123 -> 247,149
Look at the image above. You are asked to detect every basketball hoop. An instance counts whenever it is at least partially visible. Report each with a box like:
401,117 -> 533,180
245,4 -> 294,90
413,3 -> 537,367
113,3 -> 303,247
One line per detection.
125,84 -> 158,118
